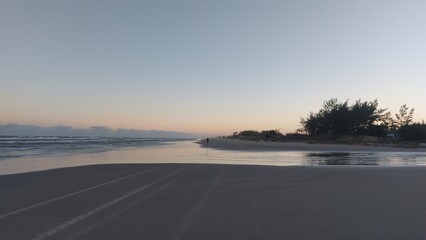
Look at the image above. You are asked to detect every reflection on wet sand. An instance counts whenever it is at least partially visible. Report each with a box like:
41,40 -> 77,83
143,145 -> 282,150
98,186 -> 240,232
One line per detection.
1,141 -> 426,175
306,152 -> 377,165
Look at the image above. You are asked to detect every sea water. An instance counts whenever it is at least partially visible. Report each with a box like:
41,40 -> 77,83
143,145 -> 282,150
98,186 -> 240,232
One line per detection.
1,137 -> 426,175
0,136 -> 181,159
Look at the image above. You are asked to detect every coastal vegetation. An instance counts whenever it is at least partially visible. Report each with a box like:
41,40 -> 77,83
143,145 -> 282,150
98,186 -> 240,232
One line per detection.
230,130 -> 284,141
227,99 -> 426,145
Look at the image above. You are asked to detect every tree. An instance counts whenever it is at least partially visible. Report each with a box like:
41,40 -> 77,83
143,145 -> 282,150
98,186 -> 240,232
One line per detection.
395,104 -> 414,129
399,124 -> 426,141
300,99 -> 390,137
229,130 -> 284,140
300,99 -> 351,135
350,99 -> 388,135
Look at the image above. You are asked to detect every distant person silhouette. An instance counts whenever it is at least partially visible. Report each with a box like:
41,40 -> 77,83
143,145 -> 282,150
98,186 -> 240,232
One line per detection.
206,138 -> 209,144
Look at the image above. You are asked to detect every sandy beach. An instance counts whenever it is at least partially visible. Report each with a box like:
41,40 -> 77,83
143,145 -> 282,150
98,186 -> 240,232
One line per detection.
2,163 -> 426,240
199,138 -> 426,152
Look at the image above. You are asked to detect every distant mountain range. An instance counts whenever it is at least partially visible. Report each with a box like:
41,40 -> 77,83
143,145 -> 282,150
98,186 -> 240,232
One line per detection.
0,123 -> 195,139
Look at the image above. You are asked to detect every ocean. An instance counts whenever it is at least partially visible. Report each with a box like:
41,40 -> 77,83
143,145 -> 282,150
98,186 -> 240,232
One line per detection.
0,136 -> 185,159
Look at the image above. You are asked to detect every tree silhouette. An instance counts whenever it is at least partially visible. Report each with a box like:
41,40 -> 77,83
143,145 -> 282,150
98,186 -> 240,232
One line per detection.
395,104 -> 415,129
301,99 -> 390,137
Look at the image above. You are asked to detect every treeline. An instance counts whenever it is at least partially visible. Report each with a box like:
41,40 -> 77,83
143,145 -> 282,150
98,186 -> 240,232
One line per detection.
227,99 -> 426,143
399,124 -> 426,141
300,99 -> 426,142
227,130 -> 308,142
229,130 -> 284,140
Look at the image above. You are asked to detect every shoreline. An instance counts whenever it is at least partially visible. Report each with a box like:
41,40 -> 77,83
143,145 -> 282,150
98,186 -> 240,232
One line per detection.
2,139 -> 426,176
199,138 -> 426,152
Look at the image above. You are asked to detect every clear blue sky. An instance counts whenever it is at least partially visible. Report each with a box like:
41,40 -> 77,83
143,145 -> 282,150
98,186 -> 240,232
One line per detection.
1,0 -> 425,135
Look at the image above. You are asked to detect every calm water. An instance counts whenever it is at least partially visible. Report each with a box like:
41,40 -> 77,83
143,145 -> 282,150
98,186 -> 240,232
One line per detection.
1,138 -> 426,175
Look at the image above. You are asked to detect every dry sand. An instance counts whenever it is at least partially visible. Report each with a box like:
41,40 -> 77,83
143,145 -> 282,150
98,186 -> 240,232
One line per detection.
2,164 -> 426,240
199,138 -> 426,152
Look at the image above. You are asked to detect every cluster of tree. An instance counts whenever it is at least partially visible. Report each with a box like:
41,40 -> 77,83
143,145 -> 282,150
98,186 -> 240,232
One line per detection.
399,124 -> 426,141
300,99 -> 426,141
230,130 -> 284,140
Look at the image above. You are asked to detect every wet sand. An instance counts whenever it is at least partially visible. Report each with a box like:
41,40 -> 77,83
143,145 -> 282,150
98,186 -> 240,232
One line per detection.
2,164 -> 426,240
199,138 -> 426,152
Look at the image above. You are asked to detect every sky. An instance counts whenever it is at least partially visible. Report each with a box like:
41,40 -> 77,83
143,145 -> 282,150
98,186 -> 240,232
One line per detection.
1,0 -> 426,136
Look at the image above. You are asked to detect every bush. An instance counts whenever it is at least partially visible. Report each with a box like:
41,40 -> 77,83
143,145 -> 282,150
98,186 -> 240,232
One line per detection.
230,130 -> 284,140
399,124 -> 426,142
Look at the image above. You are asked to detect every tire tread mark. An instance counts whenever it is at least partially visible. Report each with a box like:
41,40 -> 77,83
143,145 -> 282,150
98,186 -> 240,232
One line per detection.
168,167 -> 225,240
30,167 -> 185,240
0,168 -> 155,220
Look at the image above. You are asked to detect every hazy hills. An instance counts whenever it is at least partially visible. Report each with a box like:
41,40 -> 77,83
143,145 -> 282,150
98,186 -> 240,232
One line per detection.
0,124 -> 195,139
